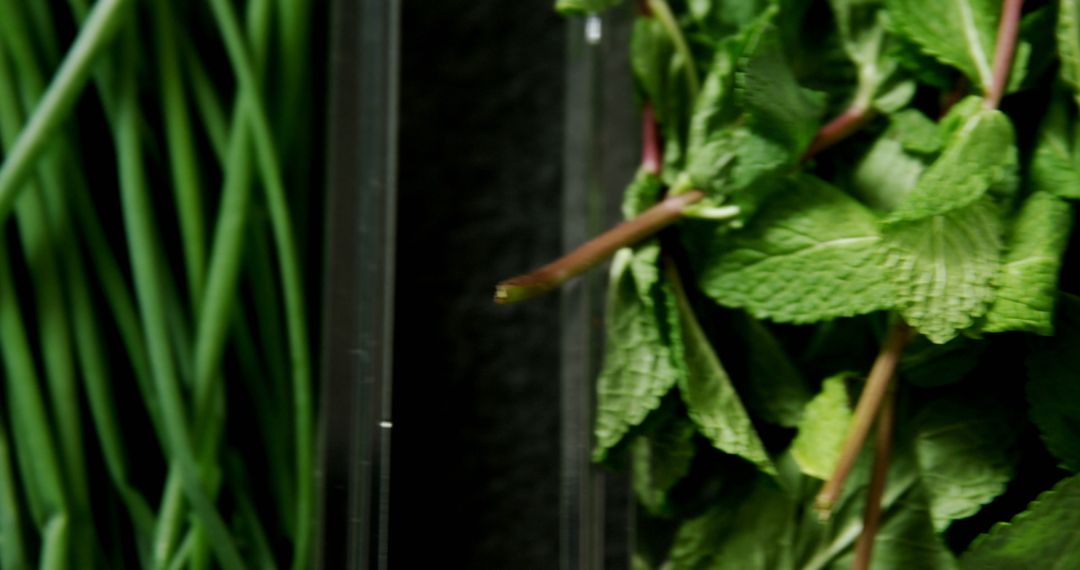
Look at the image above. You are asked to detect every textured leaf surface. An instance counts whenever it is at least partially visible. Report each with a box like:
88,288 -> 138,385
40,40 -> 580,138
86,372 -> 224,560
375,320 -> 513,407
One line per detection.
1026,295 -> 1080,472
632,414 -> 697,516
593,249 -> 680,461
791,374 -> 853,480
983,192 -> 1074,334
696,175 -> 892,323
885,107 -> 1017,223
852,132 -> 927,211
884,198 -> 1005,344
670,275 -> 773,474
913,396 -> 1020,530
887,0 -> 998,91
961,474 -> 1080,569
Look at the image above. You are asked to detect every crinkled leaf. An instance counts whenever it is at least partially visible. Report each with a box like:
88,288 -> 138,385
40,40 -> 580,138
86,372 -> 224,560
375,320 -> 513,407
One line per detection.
913,395 -> 1020,531
593,249 -> 681,461
960,473 -> 1080,569
667,475 -> 795,570
555,0 -> 623,15
883,198 -> 1005,344
885,105 -> 1018,223
1030,93 -> 1080,200
695,175 -> 892,324
733,314 -> 811,427
1026,294 -> 1080,472
632,414 -> 698,517
886,0 -> 998,92
791,374 -> 853,480
983,192 -> 1074,334
670,275 -> 773,474
736,22 -> 827,154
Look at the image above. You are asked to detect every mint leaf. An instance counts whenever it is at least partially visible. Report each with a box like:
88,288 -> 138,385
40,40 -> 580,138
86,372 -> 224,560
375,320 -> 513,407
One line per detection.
733,314 -> 811,428
632,414 -> 698,517
828,0 -> 914,111
960,474 -> 1080,569
885,105 -> 1018,223
886,0 -> 998,92
913,395 -> 1020,531
1059,0 -> 1080,105
736,21 -> 827,154
670,274 -> 773,474
594,248 -> 681,461
695,175 -> 892,324
556,0 -> 623,15
667,475 -> 795,570
889,108 -> 943,155
791,374 -> 853,480
983,192 -> 1074,335
883,198 -> 1005,344
1030,93 -> 1080,200
851,128 -> 928,211
1026,295 -> 1080,472
900,336 -> 986,387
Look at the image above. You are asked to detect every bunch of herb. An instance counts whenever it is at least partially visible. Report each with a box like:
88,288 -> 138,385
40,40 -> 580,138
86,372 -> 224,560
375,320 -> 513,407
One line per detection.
0,0 -> 315,568
498,0 -> 1080,567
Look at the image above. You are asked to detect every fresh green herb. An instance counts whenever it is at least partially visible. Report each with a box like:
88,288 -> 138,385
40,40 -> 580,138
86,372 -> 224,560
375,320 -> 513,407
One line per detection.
501,0 -> 1080,565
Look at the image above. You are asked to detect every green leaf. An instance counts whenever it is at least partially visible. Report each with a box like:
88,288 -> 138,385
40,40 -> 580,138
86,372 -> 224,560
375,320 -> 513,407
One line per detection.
791,374 -> 853,480
889,108 -> 943,155
593,248 -> 681,461
983,192 -> 1074,334
885,105 -> 1018,223
736,22 -> 827,155
1059,0 -> 1080,104
883,197 -> 1005,344
886,0 -> 998,92
667,475 -> 795,570
670,274 -> 773,474
851,129 -> 927,212
960,473 -> 1080,569
913,395 -> 1020,531
733,314 -> 811,428
632,413 -> 698,517
1030,92 -> 1080,200
1026,295 -> 1080,472
695,175 -> 892,324
555,0 -> 623,15
828,0 -> 913,111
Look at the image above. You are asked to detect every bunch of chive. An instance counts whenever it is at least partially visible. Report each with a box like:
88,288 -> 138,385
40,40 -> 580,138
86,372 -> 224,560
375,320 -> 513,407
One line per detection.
0,0 -> 317,568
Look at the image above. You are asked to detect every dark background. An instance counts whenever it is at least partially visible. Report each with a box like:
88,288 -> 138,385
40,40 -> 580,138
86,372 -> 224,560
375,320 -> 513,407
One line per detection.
391,1 -> 566,567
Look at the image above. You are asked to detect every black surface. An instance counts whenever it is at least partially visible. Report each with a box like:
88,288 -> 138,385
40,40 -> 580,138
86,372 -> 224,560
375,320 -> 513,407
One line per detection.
391,1 -> 565,567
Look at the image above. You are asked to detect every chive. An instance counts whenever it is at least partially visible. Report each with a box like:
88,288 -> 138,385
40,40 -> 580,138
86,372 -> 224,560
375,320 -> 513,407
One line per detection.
0,0 -> 129,223
113,27 -> 246,570
208,2 -> 314,565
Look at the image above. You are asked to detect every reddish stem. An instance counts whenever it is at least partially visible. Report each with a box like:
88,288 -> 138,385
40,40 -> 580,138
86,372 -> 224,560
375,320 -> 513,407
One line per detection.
852,386 -> 898,570
985,0 -> 1024,109
815,322 -> 912,517
801,105 -> 874,162
642,103 -> 662,175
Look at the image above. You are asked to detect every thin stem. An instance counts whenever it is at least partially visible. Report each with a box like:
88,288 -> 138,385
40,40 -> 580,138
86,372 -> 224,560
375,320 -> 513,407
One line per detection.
0,0 -> 128,224
801,104 -> 874,161
495,190 -> 706,303
815,322 -> 912,517
984,0 -> 1024,110
852,386 -> 897,570
642,103 -> 661,175
646,0 -> 700,100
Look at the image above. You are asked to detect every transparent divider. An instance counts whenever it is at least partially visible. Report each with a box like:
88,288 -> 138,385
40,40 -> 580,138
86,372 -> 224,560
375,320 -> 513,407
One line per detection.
561,7 -> 638,569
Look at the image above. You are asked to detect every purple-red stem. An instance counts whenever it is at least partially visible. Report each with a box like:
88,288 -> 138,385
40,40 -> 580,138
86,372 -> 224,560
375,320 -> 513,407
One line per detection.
852,386 -> 898,570
642,103 -> 662,175
815,322 -> 912,516
985,0 -> 1024,110
801,105 -> 874,162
